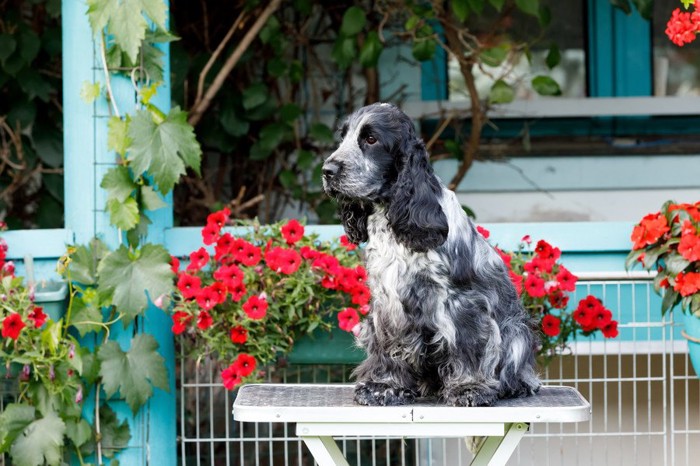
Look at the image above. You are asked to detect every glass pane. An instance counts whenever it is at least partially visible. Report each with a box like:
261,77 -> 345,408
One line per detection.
653,0 -> 700,96
448,0 -> 586,102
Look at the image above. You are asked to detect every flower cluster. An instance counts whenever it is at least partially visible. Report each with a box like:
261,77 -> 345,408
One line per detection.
487,230 -> 619,362
666,0 -> 700,46
628,200 -> 700,315
171,209 -> 367,390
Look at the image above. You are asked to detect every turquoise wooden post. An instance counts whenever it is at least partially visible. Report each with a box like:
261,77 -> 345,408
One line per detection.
62,1 -> 176,464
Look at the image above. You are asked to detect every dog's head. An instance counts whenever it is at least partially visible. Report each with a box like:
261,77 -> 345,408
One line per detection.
322,103 -> 448,251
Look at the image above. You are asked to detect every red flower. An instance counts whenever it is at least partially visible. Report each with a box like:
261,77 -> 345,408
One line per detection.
666,8 -> 698,47
280,219 -> 304,245
2,313 -> 25,340
524,256 -> 554,275
321,275 -> 337,289
177,273 -> 202,300
542,314 -> 561,337
476,225 -> 490,239
230,326 -> 248,344
340,235 -> 357,250
170,256 -> 180,275
197,310 -> 213,330
215,233 -> 235,262
630,213 -> 670,249
202,223 -> 220,245
574,296 -> 603,331
678,223 -> 700,262
601,320 -> 619,338
556,266 -> 578,292
213,264 -> 244,288
196,286 -> 220,311
240,243 -> 262,267
312,254 -> 340,275
187,247 -> 210,272
497,247 -> 512,267
521,235 -> 532,245
674,271 -> 700,297
547,289 -> 569,309
172,311 -> 192,335
351,285 -> 371,306
338,308 -> 360,332
300,246 -> 320,260
233,353 -> 257,377
534,240 -> 561,267
28,306 -> 47,328
509,271 -> 523,296
222,364 -> 242,390
265,247 -> 301,274
355,266 -> 368,284
591,306 -> 613,329
524,274 -> 546,298
243,295 -> 268,320
207,208 -> 230,230
229,282 -> 247,302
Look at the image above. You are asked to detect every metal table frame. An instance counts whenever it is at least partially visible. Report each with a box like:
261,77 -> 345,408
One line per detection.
233,384 -> 591,466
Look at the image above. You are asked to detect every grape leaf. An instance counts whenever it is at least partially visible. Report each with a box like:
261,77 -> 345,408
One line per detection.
0,404 -> 35,452
128,107 -> 202,195
108,116 -> 131,156
140,185 -> 167,211
9,412 -> 65,466
141,0 -> 167,29
101,166 -> 136,202
86,0 -> 119,33
63,239 -> 110,286
341,7 -> 366,36
97,243 -> 173,324
107,197 -> 140,231
80,81 -> 101,103
452,0 -> 469,22
98,334 -> 169,413
109,0 -> 147,63
65,419 -> 92,449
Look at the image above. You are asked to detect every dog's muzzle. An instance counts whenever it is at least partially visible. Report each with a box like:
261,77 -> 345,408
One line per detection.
322,159 -> 343,194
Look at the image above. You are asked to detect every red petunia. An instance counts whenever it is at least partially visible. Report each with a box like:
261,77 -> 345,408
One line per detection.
28,306 -> 47,328
541,314 -> 561,337
601,320 -> 619,339
187,247 -> 210,272
222,364 -> 242,390
521,235 -> 532,245
243,295 -> 268,320
476,225 -> 490,239
240,243 -> 262,266
300,246 -> 320,260
535,240 -> 561,262
338,307 -> 360,332
524,274 -> 546,298
230,326 -> 248,344
340,235 -> 357,250
631,213 -> 670,250
2,313 -> 25,340
312,254 -> 340,275
574,296 -> 604,331
556,266 -> 578,292
170,256 -> 180,275
172,311 -> 193,335
281,219 -> 305,245
266,247 -> 301,274
229,282 -> 247,302
351,285 -> 371,306
201,223 -> 220,246
547,289 -> 569,309
509,271 -> 523,296
215,233 -> 235,262
177,273 -> 202,300
524,256 -> 554,275
207,208 -> 230,231
196,286 -> 220,311
197,310 -> 213,330
591,306 -> 613,329
213,264 -> 244,288
233,353 -> 257,377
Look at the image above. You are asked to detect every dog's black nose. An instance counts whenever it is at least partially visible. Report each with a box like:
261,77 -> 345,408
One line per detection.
322,161 -> 341,180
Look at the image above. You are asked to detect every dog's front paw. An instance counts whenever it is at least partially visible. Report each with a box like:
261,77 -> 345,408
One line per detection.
354,382 -> 417,406
443,384 -> 498,407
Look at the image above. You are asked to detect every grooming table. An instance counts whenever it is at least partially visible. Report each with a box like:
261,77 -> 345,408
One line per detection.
233,384 -> 591,466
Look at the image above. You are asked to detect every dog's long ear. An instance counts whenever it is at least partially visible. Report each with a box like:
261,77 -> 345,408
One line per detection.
338,200 -> 373,245
386,131 -> 448,252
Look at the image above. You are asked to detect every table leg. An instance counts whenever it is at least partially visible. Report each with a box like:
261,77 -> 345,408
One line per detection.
469,422 -> 528,466
300,436 -> 351,466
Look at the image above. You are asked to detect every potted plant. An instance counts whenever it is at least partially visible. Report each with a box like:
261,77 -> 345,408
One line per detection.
171,208 -> 367,390
627,201 -> 700,373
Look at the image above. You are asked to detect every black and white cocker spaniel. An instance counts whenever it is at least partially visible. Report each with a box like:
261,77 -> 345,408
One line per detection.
322,103 -> 540,407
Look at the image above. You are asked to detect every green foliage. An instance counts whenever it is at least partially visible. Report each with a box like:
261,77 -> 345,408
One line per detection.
99,334 -> 169,413
531,75 -> 562,96
489,79 -> 515,104
9,412 -> 66,466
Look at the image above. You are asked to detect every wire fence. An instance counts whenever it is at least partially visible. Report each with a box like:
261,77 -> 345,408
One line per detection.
177,274 -> 700,465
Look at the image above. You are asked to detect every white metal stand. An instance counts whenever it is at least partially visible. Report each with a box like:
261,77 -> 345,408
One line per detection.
233,384 -> 591,466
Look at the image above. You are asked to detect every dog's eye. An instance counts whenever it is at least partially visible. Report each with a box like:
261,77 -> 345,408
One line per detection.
366,136 -> 377,145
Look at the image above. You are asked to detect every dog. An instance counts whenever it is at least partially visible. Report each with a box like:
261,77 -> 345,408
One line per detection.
322,103 -> 540,407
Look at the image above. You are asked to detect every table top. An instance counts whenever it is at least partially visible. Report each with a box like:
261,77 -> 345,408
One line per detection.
233,384 -> 591,424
